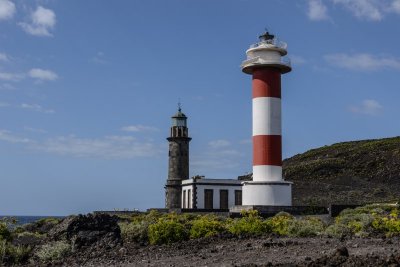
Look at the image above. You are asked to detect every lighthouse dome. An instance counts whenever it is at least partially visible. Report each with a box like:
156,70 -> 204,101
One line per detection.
172,108 -> 187,118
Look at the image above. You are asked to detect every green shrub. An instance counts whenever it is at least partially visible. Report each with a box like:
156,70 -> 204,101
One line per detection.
287,217 -> 326,237
190,215 -> 225,239
148,218 -> 188,245
36,217 -> 61,226
324,223 -> 352,238
335,212 -> 374,236
120,210 -> 165,244
0,240 -> 31,265
0,239 -> 6,263
35,241 -> 71,262
265,212 -> 294,236
371,209 -> 400,236
6,244 -> 32,264
131,210 -> 162,224
16,231 -> 45,239
228,210 -> 270,236
120,220 -> 150,243
0,222 -> 11,241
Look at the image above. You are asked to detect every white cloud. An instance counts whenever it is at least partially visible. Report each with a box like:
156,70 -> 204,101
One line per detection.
239,139 -> 252,145
191,139 -> 243,172
290,55 -> 307,65
19,6 -> 56,36
0,83 -> 15,90
0,130 -> 31,144
0,129 -> 163,159
0,102 -> 54,113
208,139 -> 231,149
302,0 -> 400,22
332,0 -> 383,21
191,158 -> 240,171
32,135 -> 162,159
91,52 -> 108,64
0,0 -> 15,20
28,68 -> 58,81
391,0 -> 400,13
324,53 -> 400,71
0,53 -> 9,62
24,127 -> 47,134
349,99 -> 383,115
20,103 -> 54,114
121,125 -> 159,132
308,0 -> 330,20
0,72 -> 24,81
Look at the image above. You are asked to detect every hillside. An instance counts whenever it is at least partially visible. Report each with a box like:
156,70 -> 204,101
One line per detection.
282,136 -> 400,206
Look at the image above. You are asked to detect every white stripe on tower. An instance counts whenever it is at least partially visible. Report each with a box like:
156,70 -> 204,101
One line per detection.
252,97 -> 281,136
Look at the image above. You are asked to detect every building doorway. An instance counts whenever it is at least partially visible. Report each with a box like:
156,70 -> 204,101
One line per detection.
204,189 -> 213,209
220,190 -> 228,209
235,190 -> 242,206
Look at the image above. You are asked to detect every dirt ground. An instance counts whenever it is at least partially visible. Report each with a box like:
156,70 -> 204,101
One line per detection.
59,236 -> 400,267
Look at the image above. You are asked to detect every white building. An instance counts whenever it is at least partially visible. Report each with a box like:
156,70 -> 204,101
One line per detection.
181,177 -> 244,210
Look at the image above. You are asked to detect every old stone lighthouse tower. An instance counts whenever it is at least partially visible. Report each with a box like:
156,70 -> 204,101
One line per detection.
165,106 -> 191,209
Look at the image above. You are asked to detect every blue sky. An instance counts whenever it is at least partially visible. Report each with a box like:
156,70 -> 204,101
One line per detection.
1,0 -> 400,215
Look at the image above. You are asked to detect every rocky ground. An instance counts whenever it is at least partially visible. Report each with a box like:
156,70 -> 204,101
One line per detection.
8,214 -> 400,267
35,235 -> 400,267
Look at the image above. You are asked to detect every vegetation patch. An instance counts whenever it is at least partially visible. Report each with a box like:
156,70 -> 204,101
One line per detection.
0,222 -> 11,241
190,215 -> 225,239
227,210 -> 270,236
35,241 -> 71,262
265,212 -> 294,236
148,217 -> 188,245
287,216 -> 326,237
0,240 -> 32,265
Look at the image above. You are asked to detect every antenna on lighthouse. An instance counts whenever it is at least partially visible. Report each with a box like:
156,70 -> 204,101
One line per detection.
178,99 -> 182,112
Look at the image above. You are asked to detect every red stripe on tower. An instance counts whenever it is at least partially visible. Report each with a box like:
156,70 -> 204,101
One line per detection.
252,69 -> 281,98
253,135 -> 282,166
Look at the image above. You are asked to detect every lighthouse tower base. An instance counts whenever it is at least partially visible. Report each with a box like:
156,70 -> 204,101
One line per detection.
242,181 -> 292,206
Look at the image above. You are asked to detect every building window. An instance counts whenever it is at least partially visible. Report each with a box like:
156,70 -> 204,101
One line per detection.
235,190 -> 242,206
182,190 -> 186,208
220,190 -> 228,209
204,189 -> 213,209
188,189 -> 191,209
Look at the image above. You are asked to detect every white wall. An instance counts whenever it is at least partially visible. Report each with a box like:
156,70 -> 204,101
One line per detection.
242,182 -> 292,206
181,184 -> 194,209
195,184 -> 241,209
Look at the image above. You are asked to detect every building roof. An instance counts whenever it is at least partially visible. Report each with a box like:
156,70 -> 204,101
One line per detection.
172,106 -> 187,119
182,178 -> 242,185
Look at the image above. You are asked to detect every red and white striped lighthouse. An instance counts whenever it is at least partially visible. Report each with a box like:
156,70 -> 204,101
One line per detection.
241,31 -> 292,206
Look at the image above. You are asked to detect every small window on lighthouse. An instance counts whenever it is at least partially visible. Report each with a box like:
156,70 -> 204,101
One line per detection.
172,118 -> 186,127
177,119 -> 186,127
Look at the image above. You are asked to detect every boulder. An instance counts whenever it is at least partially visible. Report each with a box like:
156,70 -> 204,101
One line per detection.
48,213 -> 122,249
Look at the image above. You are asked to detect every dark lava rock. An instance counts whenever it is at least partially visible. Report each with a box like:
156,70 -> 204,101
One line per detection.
335,246 -> 349,257
12,233 -> 44,246
48,215 -> 77,240
22,217 -> 61,235
67,213 -> 121,249
48,213 -> 122,250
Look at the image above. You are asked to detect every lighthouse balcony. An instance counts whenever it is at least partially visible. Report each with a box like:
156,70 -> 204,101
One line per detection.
241,56 -> 291,74
249,39 -> 287,50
